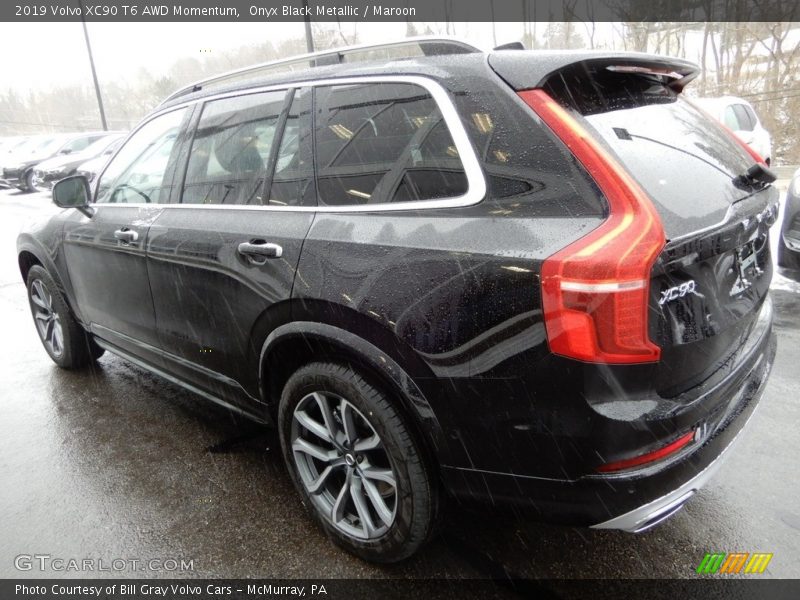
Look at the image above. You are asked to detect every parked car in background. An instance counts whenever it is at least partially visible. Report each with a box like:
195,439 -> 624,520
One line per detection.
32,133 -> 126,191
2,135 -> 49,157
76,136 -> 126,183
778,167 -> 800,272
1,131 -> 108,192
0,137 -> 34,188
693,96 -> 772,164
1,136 -> 47,186
1,135 -> 65,189
0,136 -> 29,155
17,39 -> 779,563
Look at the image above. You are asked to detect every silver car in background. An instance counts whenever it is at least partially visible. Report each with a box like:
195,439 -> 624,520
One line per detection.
694,96 -> 773,165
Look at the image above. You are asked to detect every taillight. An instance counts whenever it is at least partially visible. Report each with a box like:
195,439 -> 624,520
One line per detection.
518,89 -> 665,364
596,430 -> 695,473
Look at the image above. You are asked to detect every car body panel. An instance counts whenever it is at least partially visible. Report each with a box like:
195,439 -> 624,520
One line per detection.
146,206 -> 315,406
62,206 -> 164,365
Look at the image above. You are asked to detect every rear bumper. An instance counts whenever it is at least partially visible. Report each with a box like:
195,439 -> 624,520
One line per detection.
440,297 -> 776,528
590,378 -> 763,532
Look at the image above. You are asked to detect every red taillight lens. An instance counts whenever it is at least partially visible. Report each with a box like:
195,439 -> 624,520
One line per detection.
518,89 -> 665,364
596,430 -> 695,473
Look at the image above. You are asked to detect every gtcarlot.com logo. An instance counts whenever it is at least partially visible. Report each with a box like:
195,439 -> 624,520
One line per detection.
696,552 -> 773,574
14,554 -> 194,573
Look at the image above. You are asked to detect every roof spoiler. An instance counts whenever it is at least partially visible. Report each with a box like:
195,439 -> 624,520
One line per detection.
488,51 -> 700,94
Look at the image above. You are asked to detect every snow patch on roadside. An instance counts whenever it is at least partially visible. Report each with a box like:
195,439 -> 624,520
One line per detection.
771,272 -> 800,293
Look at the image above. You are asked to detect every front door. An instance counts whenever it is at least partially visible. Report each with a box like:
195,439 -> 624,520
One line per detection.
63,107 -> 189,363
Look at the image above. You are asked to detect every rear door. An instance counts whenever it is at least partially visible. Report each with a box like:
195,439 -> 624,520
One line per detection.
146,87 -> 316,406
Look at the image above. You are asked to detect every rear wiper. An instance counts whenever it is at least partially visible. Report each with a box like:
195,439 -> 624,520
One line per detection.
732,163 -> 776,190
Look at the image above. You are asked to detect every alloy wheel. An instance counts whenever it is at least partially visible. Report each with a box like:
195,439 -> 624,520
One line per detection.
290,391 -> 398,540
30,279 -> 64,357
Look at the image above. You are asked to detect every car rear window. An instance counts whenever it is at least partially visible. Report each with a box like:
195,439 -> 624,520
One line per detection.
544,67 -> 757,238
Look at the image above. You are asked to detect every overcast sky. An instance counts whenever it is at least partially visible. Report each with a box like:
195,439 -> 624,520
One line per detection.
0,21 -> 625,93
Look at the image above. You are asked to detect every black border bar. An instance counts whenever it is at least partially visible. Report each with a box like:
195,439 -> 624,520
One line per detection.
3,579 -> 800,600
2,0 -> 799,23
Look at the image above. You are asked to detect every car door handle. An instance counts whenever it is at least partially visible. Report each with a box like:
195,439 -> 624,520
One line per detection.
113,228 -> 139,243
237,241 -> 283,259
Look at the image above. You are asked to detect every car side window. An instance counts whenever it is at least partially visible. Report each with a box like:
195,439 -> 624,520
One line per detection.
267,87 -> 315,207
96,108 -> 187,204
182,90 -> 286,205
723,105 -> 740,130
733,104 -> 756,131
313,82 -> 468,206
743,105 -> 759,129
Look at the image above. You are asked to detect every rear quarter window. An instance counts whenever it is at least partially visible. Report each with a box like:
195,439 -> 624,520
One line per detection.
451,77 -> 606,217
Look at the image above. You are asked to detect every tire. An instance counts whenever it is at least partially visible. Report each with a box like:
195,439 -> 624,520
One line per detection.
278,362 -> 438,563
26,265 -> 97,369
24,170 -> 37,193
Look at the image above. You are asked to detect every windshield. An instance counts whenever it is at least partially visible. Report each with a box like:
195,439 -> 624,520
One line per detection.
13,136 -> 52,154
81,135 -> 124,157
4,138 -> 29,153
36,137 -> 67,155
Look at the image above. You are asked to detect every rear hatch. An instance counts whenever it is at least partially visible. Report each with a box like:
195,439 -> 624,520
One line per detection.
490,52 -> 779,397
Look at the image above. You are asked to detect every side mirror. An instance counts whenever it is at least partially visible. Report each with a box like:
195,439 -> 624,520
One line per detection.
60,148 -> 73,155
53,175 -> 94,217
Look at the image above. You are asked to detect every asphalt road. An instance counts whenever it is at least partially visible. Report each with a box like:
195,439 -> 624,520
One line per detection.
0,186 -> 798,582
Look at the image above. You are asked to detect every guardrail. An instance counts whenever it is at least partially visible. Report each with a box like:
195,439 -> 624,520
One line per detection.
774,165 -> 798,180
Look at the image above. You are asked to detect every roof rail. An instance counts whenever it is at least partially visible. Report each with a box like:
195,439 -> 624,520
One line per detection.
161,36 -> 482,105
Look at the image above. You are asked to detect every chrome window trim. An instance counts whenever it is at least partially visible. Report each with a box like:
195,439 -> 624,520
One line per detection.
96,75 -> 487,213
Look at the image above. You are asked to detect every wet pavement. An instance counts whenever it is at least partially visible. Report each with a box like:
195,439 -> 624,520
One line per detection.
1,186 -> 799,580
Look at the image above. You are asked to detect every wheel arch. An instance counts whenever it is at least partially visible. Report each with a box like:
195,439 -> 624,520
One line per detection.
18,239 -> 84,325
18,248 -> 43,283
259,319 -> 452,475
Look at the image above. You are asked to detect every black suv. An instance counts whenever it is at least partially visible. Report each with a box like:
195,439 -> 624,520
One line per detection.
17,39 -> 778,563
